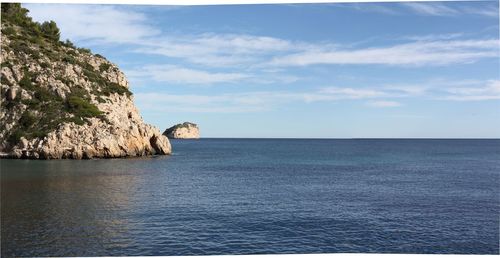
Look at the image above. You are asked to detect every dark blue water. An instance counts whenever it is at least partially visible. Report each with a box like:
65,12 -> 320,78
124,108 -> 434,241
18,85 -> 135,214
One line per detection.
1,139 -> 499,256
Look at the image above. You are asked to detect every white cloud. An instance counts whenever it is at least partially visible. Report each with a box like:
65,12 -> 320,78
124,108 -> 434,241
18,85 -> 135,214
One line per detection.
461,6 -> 500,18
367,100 -> 402,107
134,79 -> 500,113
269,39 -> 499,67
126,65 -> 249,84
314,87 -> 387,100
26,4 -> 160,44
400,2 -> 459,16
399,2 -> 499,17
135,35 -> 498,69
442,80 -> 500,101
24,3 -> 498,103
25,3 -> 497,71
338,3 -> 401,15
135,86 -> 404,113
135,92 -> 273,113
135,33 -> 296,67
382,85 -> 428,96
403,33 -> 465,41
126,64 -> 300,85
339,2 -> 498,18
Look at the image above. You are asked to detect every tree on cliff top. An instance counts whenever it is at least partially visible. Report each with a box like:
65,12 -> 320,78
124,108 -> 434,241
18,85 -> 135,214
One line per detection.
2,3 -> 61,42
1,3 -> 29,24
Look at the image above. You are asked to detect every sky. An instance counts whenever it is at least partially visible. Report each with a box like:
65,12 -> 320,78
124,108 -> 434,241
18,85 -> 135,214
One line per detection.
25,1 -> 500,138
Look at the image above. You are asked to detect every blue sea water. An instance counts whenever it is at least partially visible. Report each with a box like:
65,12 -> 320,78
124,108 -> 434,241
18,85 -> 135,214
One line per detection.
1,139 -> 499,256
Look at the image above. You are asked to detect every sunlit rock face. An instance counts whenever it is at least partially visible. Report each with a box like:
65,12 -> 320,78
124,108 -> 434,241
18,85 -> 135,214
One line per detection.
163,122 -> 200,139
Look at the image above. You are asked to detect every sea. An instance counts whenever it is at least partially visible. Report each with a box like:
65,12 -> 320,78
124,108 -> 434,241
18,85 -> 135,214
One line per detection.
1,139 -> 499,256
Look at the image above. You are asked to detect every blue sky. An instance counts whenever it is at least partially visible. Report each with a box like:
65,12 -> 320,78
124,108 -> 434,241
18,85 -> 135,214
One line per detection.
26,1 -> 499,138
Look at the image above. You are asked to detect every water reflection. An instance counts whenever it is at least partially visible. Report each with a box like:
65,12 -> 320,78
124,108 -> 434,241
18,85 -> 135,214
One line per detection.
1,158 -> 170,256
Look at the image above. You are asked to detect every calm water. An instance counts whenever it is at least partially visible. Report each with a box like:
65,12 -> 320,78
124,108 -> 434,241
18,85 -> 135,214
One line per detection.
1,139 -> 499,256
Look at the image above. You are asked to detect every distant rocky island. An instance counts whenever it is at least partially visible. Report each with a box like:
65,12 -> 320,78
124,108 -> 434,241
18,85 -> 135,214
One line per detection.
163,122 -> 200,139
0,3 -> 171,159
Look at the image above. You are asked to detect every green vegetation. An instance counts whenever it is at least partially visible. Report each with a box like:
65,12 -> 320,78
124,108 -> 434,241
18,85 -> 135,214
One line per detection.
81,63 -> 132,97
2,3 -> 132,97
1,3 -> 134,146
1,3 -> 30,25
55,75 -> 74,86
19,73 -> 35,90
1,61 -> 13,69
78,47 -> 92,54
62,54 -> 76,64
61,39 -> 75,48
1,26 -> 16,35
99,63 -> 111,72
1,3 -> 60,44
67,96 -> 103,118
95,54 -> 106,60
10,85 -> 103,141
10,40 -> 36,56
40,21 -> 60,41
1,75 -> 12,86
39,62 -> 50,69
66,49 -> 77,56
19,111 -> 37,128
7,129 -> 25,145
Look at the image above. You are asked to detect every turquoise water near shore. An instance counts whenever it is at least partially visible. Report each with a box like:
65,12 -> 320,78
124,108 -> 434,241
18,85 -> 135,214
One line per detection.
1,139 -> 499,256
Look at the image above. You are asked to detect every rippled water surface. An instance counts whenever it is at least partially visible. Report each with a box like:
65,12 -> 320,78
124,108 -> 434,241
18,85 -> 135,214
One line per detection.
1,139 -> 499,256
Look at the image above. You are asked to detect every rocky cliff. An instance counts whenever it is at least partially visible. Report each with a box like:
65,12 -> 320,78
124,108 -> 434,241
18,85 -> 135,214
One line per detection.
0,3 -> 171,159
163,122 -> 200,139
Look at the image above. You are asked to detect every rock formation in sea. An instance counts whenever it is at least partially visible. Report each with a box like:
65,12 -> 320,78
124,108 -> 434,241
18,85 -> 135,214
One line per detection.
163,122 -> 200,139
0,3 -> 171,159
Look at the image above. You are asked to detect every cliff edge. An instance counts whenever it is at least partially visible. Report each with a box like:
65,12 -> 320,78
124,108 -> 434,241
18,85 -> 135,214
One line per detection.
0,3 -> 171,159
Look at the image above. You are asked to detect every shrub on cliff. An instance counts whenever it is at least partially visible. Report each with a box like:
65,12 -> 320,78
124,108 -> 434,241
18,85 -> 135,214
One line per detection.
66,96 -> 103,118
40,20 -> 61,42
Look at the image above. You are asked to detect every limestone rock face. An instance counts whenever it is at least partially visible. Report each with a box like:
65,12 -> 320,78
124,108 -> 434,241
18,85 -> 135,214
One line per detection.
163,122 -> 200,139
0,5 -> 171,159
6,95 -> 172,159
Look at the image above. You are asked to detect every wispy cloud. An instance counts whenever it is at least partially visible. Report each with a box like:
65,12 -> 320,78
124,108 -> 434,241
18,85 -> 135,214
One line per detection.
403,33 -> 465,41
126,65 -> 250,84
135,79 -> 500,113
441,80 -> 500,101
400,2 -> 459,16
26,4 -> 160,44
135,87 -> 391,113
135,85 -> 411,113
366,100 -> 402,108
26,3 -> 499,109
269,39 -> 499,67
27,3 -> 498,71
348,1 -> 499,18
134,33 -> 297,68
337,2 -> 498,18
460,5 -> 500,18
125,64 -> 299,85
382,84 -> 428,96
337,3 -> 401,15
135,34 -> 499,68
308,87 -> 388,101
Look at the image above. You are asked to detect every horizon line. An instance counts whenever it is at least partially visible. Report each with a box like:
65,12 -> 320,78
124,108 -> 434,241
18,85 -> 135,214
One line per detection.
172,137 -> 500,140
